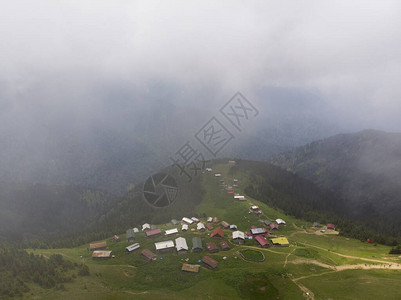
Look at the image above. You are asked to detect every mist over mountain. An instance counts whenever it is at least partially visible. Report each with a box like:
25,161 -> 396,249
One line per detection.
269,129 -> 401,236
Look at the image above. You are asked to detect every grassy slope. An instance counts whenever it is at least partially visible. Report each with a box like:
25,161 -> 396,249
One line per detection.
22,162 -> 401,300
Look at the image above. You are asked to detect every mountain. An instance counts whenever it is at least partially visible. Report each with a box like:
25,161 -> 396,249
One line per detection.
0,183 -> 114,242
269,129 -> 401,238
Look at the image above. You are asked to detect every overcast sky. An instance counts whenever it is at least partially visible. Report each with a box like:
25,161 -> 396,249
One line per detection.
1,0 -> 401,131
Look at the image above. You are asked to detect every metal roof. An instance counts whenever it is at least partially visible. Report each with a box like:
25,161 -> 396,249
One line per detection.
271,237 -> 289,245
154,240 -> 174,250
197,223 -> 206,230
182,224 -> 189,231
92,250 -> 112,258
142,223 -> 151,231
192,237 -> 202,250
126,243 -> 140,252
255,235 -> 269,246
182,217 -> 194,224
175,237 -> 188,251
165,228 -> 178,235
251,228 -> 266,235
146,228 -> 162,237
90,242 -> 107,250
232,231 -> 245,240
182,264 -> 200,273
276,218 -> 286,225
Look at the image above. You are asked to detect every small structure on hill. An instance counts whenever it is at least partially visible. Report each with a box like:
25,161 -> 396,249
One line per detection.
269,223 -> 279,231
142,223 -> 151,231
133,227 -> 139,233
213,217 -> 219,224
165,228 -> 179,236
327,223 -> 335,230
219,241 -> 230,251
171,219 -> 179,225
251,228 -> 267,235
276,218 -> 286,225
232,231 -> 245,244
206,224 -> 214,231
192,237 -> 203,252
313,222 -> 320,227
126,229 -> 135,242
211,227 -> 224,238
175,237 -> 189,255
182,224 -> 189,231
191,217 -> 200,223
141,249 -> 157,261
230,224 -> 237,231
221,221 -> 230,229
182,217 -> 194,225
255,235 -> 270,248
112,235 -> 120,242
271,237 -> 289,247
182,264 -> 200,273
206,242 -> 219,253
207,217 -> 213,222
202,256 -> 218,269
197,223 -> 206,232
154,240 -> 175,253
92,250 -> 112,259
146,228 -> 162,238
90,242 -> 107,251
126,243 -> 140,253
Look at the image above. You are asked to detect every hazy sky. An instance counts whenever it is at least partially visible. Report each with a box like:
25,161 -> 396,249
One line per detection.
1,0 -> 400,130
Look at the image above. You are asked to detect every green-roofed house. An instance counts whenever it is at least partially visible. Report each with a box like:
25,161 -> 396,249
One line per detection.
192,237 -> 203,252
126,229 -> 135,243
263,220 -> 272,226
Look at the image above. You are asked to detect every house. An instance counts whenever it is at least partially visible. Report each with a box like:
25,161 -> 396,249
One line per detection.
250,228 -> 266,235
92,250 -> 112,259
269,223 -> 279,230
313,222 -> 320,227
175,237 -> 189,255
207,217 -> 213,222
255,235 -> 270,248
182,224 -> 189,231
206,224 -> 214,231
228,160 -> 236,164
263,220 -> 272,227
212,217 -> 219,224
276,218 -> 286,225
126,229 -> 135,242
165,228 -> 179,236
133,227 -> 139,233
250,205 -> 259,211
271,237 -> 289,247
205,168 -> 212,172
126,243 -> 140,253
182,264 -> 200,273
141,249 -> 157,261
232,231 -> 245,244
211,227 -> 224,238
171,219 -> 180,225
219,241 -> 230,251
155,240 -> 175,253
142,223 -> 151,231
327,224 -> 335,230
146,228 -> 162,238
112,235 -> 120,242
206,242 -> 219,253
192,237 -> 203,252
221,221 -> 230,229
234,195 -> 246,201
197,223 -> 206,232
182,217 -> 194,225
202,256 -> 218,269
229,224 -> 237,231
191,217 -> 200,223
214,173 -> 221,177
89,242 -> 107,251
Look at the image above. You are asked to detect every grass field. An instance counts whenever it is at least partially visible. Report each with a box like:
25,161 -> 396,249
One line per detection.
21,162 -> 401,300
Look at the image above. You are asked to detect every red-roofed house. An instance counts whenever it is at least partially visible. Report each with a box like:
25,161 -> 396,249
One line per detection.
327,224 -> 335,230
255,235 -> 270,248
211,227 -> 224,238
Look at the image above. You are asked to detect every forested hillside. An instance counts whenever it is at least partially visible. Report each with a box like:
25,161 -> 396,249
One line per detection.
269,130 -> 401,239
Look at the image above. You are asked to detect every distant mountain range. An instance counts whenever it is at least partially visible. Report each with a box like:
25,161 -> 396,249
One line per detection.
269,129 -> 401,237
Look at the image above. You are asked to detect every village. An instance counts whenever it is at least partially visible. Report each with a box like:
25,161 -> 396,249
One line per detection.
88,162 -> 337,274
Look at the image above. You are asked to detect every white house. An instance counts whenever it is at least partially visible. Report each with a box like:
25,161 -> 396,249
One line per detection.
142,223 -> 151,231
133,227 -> 139,233
175,237 -> 188,254
154,240 -> 175,253
165,228 -> 179,236
191,217 -> 200,223
182,224 -> 189,231
126,243 -> 140,253
276,218 -> 286,225
182,217 -> 194,225
197,223 -> 206,231
232,231 -> 245,244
